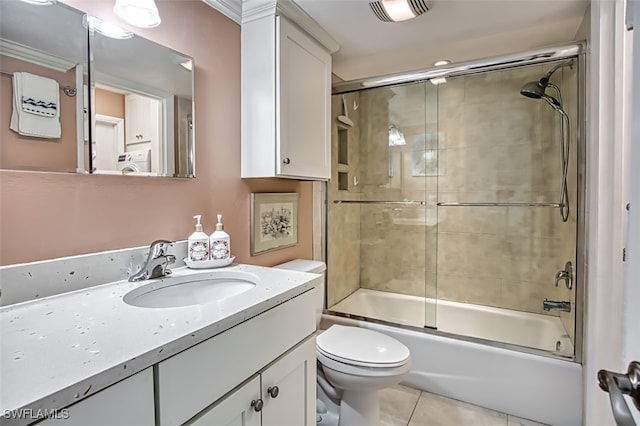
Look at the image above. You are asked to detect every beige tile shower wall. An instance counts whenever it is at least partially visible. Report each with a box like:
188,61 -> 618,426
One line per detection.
437,63 -> 578,322
327,93 -> 362,308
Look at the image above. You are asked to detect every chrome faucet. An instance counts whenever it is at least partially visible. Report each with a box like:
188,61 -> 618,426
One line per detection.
129,240 -> 176,282
542,299 -> 571,312
555,261 -> 573,289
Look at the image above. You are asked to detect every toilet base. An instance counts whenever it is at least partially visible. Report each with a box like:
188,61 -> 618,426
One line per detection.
316,384 -> 339,426
317,383 -> 381,426
339,390 -> 380,426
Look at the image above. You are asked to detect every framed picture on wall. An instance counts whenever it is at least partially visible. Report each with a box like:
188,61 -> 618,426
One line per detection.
250,193 -> 299,255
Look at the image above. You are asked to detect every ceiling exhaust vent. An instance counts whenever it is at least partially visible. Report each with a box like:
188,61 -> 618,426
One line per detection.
369,0 -> 431,22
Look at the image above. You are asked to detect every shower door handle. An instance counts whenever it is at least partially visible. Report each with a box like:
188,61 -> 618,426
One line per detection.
597,361 -> 640,426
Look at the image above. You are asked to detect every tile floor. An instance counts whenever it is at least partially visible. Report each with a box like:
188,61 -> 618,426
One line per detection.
380,385 -> 548,426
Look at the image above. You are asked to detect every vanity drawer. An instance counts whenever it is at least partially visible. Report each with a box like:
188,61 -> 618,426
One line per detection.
156,289 -> 315,426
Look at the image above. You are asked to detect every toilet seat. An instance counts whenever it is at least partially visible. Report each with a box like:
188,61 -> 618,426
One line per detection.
317,349 -> 411,379
316,325 -> 410,368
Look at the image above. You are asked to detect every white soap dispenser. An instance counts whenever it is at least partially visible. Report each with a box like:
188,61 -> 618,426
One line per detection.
209,214 -> 230,260
188,215 -> 210,262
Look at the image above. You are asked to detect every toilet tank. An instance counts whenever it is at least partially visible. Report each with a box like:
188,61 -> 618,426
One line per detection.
274,259 -> 326,329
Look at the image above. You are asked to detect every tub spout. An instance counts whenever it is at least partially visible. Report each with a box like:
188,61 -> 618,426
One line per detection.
542,299 -> 571,312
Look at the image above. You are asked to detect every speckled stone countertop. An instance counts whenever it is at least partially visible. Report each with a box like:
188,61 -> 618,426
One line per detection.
0,263 -> 320,422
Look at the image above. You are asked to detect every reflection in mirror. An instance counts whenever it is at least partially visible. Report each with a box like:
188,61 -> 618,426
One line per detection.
89,21 -> 195,178
0,0 -> 87,173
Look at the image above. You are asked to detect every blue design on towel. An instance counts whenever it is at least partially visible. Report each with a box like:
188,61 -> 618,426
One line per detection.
21,96 -> 58,117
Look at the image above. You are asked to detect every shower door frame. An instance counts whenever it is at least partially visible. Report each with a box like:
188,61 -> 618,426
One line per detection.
322,41 -> 587,363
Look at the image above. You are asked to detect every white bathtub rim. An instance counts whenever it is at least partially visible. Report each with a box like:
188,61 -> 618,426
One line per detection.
324,309 -> 576,362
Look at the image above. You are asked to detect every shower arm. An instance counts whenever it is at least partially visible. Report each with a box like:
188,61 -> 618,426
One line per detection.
540,60 -> 573,86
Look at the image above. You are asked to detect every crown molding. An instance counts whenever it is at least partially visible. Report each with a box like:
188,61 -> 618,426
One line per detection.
0,38 -> 76,73
202,0 -> 242,24
241,0 -> 339,53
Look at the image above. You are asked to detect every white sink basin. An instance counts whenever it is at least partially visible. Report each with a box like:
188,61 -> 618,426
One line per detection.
123,270 -> 258,308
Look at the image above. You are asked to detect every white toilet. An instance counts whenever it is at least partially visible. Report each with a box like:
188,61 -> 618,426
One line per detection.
275,260 -> 411,426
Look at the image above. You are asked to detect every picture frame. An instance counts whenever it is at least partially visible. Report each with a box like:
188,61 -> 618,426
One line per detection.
250,192 -> 299,255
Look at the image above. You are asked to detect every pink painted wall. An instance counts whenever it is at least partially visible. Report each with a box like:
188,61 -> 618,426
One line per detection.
0,1 -> 314,267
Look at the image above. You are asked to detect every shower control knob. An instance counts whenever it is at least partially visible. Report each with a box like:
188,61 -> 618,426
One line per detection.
251,398 -> 263,412
282,157 -> 291,165
267,386 -> 279,398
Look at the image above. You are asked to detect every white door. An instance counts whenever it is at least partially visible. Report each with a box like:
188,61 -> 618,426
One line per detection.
94,114 -> 124,172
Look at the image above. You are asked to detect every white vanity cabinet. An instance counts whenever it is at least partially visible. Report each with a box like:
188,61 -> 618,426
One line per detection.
156,289 -> 316,426
38,368 -> 154,426
188,337 -> 316,426
188,376 -> 261,426
241,14 -> 332,180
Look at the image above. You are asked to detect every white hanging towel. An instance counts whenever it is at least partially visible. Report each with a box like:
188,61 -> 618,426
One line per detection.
9,72 -> 62,138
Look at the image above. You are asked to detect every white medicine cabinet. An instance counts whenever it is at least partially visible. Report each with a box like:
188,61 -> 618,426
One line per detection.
241,2 -> 339,181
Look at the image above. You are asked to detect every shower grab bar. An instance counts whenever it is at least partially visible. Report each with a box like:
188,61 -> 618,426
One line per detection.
437,202 -> 562,207
333,200 -> 426,205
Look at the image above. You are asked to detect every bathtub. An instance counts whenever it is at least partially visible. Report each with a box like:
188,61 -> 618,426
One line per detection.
324,289 -> 582,426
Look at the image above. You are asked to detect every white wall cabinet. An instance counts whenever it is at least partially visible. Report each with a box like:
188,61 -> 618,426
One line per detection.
241,14 -> 332,180
124,94 -> 159,146
38,368 -> 155,425
188,337 -> 316,426
124,93 -> 161,173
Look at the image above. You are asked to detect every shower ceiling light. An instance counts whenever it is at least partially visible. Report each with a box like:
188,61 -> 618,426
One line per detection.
369,0 -> 431,22
389,124 -> 406,146
113,0 -> 161,28
433,59 -> 450,66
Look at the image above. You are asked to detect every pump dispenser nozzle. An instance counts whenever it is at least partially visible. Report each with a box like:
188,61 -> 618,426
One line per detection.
216,214 -> 224,231
193,215 -> 204,232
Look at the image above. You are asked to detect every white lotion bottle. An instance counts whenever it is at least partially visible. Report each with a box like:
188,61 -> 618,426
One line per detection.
188,215 -> 210,262
209,214 -> 231,260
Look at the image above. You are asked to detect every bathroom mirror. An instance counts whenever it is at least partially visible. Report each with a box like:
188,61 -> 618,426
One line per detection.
89,22 -> 195,177
0,0 -> 195,178
0,0 -> 87,173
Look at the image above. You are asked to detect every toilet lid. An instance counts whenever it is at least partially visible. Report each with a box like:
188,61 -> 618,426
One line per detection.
316,325 -> 410,367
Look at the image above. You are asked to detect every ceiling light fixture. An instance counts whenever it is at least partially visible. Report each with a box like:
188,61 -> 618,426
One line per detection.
369,0 -> 431,23
18,0 -> 56,4
84,15 -> 134,40
113,0 -> 161,28
433,59 -> 450,66
388,124 -> 406,146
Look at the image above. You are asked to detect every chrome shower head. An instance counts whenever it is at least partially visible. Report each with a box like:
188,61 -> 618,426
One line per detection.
520,60 -> 573,100
520,80 -> 547,99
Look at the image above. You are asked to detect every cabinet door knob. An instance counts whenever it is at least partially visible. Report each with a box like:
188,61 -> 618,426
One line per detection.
267,386 -> 279,398
250,398 -> 263,412
282,157 -> 291,165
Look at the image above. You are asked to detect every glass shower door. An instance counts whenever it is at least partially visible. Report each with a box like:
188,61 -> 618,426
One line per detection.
326,81 -> 437,329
